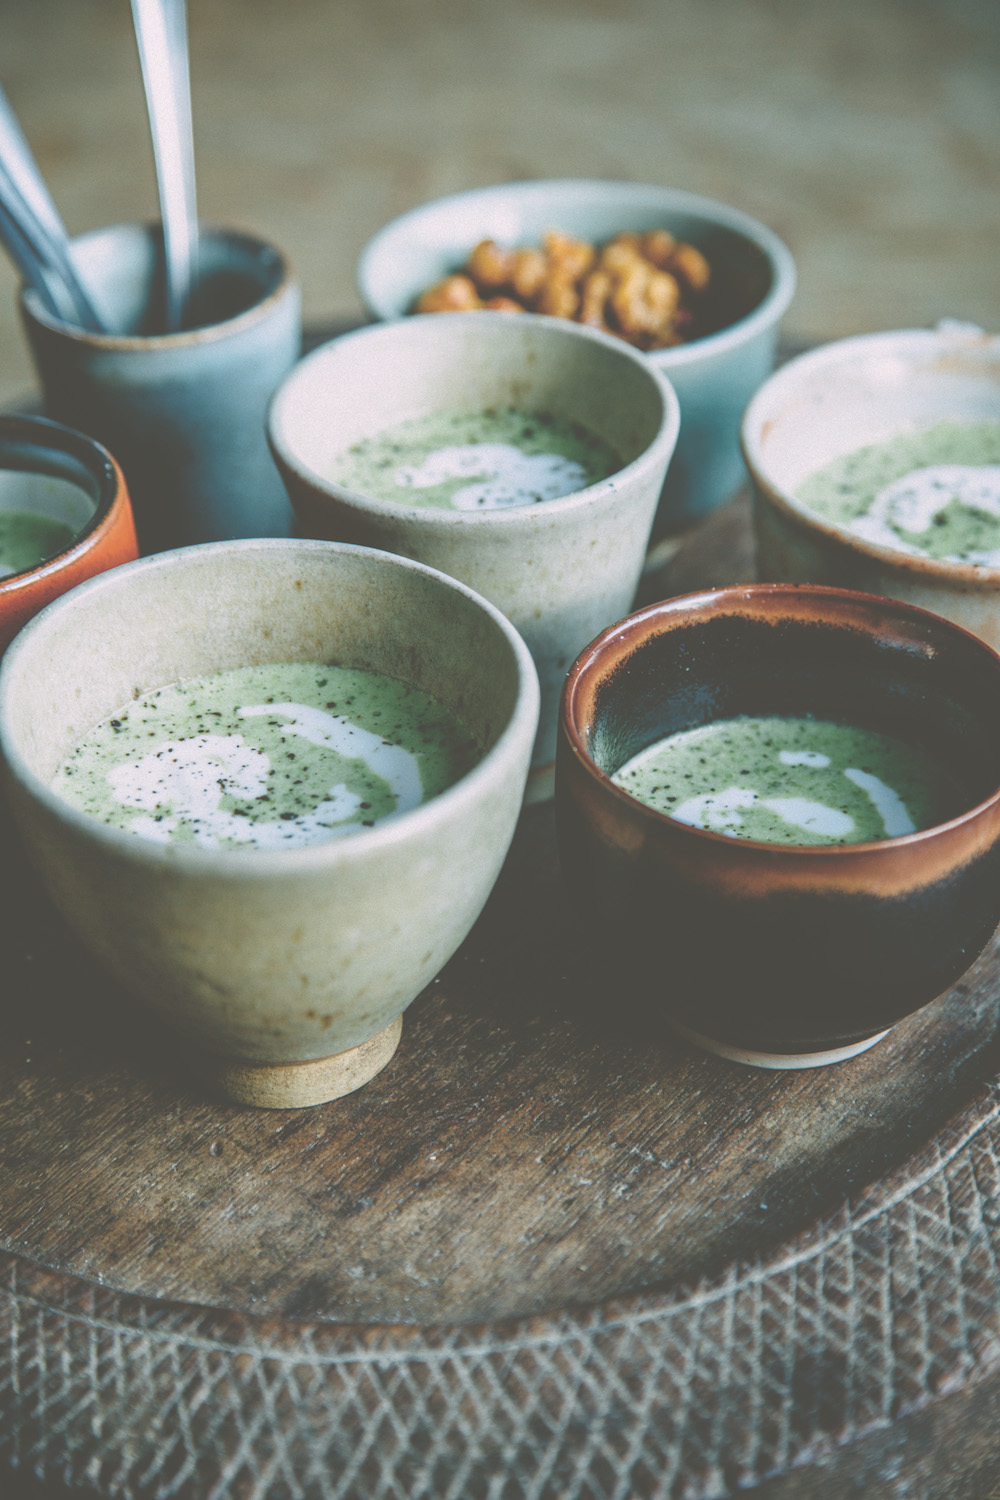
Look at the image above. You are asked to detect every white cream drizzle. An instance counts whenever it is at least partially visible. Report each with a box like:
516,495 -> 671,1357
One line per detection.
103,701 -> 423,850
673,786 -> 856,839
849,464 -> 1000,564
237,702 -> 423,812
394,442 -> 589,510
673,787 -> 757,834
670,764 -> 913,840
842,766 -> 916,837
761,797 -> 855,838
779,749 -> 831,768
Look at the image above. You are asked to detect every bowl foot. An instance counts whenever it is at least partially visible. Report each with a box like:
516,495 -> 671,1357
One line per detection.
669,1018 -> 891,1070
212,1015 -> 403,1108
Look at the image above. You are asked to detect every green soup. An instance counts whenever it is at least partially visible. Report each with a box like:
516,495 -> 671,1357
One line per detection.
330,406 -> 622,510
796,419 -> 1000,564
611,715 -> 968,845
0,510 -> 76,578
52,662 -> 480,850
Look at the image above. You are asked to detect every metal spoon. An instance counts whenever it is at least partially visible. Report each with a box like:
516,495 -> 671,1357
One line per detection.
0,192 -> 65,320
130,0 -> 198,332
0,83 -> 104,330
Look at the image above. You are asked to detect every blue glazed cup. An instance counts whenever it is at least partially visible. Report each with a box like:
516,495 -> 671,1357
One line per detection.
20,223 -> 301,554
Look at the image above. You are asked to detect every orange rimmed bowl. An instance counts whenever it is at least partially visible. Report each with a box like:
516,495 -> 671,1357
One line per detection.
0,414 -> 137,654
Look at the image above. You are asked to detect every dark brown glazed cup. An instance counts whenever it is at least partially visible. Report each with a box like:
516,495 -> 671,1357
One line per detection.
556,583 -> 1000,1068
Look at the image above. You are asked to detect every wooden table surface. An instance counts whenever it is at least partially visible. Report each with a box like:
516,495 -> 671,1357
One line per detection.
4,496 -> 1000,1499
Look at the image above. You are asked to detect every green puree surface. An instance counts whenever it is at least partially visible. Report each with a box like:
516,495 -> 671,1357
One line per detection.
612,715 -> 968,845
0,510 -> 75,578
52,662 -> 480,850
796,419 -> 1000,563
330,406 -> 621,510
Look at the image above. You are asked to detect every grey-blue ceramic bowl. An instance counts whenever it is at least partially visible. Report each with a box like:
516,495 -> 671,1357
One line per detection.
20,223 -> 301,552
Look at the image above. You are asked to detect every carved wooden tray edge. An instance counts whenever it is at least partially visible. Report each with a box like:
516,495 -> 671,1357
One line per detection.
4,1075 -> 1000,1497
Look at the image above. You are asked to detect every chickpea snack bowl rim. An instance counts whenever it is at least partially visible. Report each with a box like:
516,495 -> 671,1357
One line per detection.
357,177 -> 797,369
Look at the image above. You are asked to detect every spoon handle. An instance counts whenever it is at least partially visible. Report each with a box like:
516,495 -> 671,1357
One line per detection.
0,194 -> 65,321
0,85 -> 66,245
131,0 -> 198,332
0,84 -> 104,330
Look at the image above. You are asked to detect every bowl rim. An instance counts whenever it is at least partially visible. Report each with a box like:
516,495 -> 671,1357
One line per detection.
267,310 -> 681,529
741,325 -> 1000,581
0,413 -> 129,596
0,537 -> 540,873
356,177 -> 797,368
559,580 -> 1000,856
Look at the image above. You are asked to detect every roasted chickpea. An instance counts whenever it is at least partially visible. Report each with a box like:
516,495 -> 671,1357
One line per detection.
639,229 -> 677,269
510,248 -> 548,302
668,242 -> 711,292
611,263 -> 680,339
414,274 -> 482,313
578,269 -> 613,329
543,230 -> 595,283
599,239 -> 645,278
536,274 -> 579,320
467,239 -> 516,290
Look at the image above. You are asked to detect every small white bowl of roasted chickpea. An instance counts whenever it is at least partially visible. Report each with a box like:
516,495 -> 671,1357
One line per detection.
357,180 -> 796,536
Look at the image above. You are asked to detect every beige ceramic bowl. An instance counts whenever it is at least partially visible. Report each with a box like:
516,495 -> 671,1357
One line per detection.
744,325 -> 1000,647
0,539 -> 539,1108
268,311 -> 679,796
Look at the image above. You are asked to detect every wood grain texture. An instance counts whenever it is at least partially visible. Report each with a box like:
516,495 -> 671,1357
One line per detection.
4,495 -> 1000,1497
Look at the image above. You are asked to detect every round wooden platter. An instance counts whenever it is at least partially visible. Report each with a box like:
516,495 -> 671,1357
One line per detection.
4,494 -> 1000,1500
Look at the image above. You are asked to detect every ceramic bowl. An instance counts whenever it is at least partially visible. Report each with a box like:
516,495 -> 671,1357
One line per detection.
745,325 -> 1000,647
0,539 -> 539,1108
356,179 -> 796,531
0,414 -> 137,654
556,583 -> 1000,1069
20,222 -> 301,552
268,310 -> 679,794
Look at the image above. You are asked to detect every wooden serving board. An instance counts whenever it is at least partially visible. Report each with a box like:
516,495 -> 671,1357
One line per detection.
4,493 -> 1000,1499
